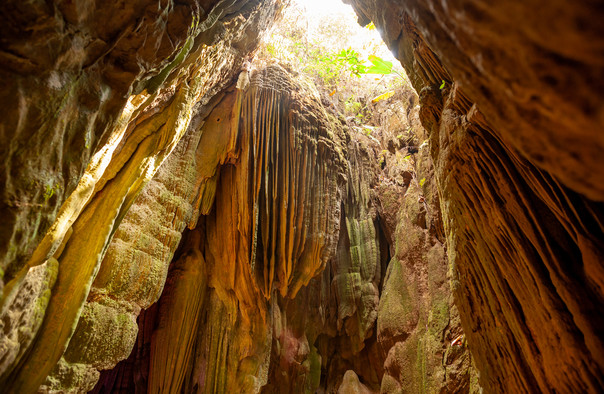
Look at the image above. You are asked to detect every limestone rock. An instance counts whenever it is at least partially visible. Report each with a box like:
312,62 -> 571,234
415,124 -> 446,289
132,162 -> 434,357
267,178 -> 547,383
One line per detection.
92,63 -> 471,393
345,1 -> 604,391
338,370 -> 374,394
3,0 -> 602,392
0,259 -> 58,380
95,63 -> 348,393
0,0 -> 279,391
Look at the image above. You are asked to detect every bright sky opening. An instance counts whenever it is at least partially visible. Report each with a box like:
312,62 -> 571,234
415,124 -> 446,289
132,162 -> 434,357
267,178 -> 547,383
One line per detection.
289,0 -> 399,63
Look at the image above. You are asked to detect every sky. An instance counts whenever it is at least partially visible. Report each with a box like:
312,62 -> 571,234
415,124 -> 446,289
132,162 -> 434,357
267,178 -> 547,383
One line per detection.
289,0 -> 398,62
292,0 -> 352,15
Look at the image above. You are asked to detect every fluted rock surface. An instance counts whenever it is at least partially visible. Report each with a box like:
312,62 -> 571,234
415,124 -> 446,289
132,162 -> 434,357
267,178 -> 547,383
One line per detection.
0,0 -> 279,391
93,66 -> 473,393
93,63 -> 348,393
344,0 -> 604,391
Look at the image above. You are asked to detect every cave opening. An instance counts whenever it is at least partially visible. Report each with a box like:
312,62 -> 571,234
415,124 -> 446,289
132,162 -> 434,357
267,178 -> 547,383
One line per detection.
3,0 -> 602,392
94,0 -> 468,391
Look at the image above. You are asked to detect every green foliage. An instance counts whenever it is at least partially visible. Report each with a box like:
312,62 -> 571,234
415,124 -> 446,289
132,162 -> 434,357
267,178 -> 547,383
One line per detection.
378,149 -> 388,166
419,177 -> 426,187
335,50 -> 399,79
344,96 -> 371,128
265,42 -> 278,57
345,96 -> 363,114
259,25 -> 400,87
258,3 -> 409,134
296,47 -> 397,87
43,184 -> 54,202
336,48 -> 365,77
439,80 -> 445,90
286,45 -> 350,87
43,182 -> 62,203
364,55 -> 393,75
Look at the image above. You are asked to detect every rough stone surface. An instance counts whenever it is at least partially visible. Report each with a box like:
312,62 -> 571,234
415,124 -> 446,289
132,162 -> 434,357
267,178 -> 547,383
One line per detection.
0,0 -> 279,391
2,0 -> 603,392
344,0 -> 604,392
1,0 -> 205,285
95,64 -> 348,393
345,0 -> 604,201
94,64 -> 470,393
338,370 -> 373,394
0,259 -> 58,380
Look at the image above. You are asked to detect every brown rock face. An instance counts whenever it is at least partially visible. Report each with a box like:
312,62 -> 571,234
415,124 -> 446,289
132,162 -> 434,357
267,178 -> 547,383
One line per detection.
1,0 -> 194,283
94,63 -> 349,393
92,67 -> 473,393
2,0 -> 466,388
2,0 -> 603,392
344,0 -> 604,392
345,0 -> 604,202
0,0 -> 279,391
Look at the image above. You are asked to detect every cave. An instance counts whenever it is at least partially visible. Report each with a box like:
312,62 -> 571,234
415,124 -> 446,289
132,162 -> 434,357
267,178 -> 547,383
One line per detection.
0,0 -> 603,392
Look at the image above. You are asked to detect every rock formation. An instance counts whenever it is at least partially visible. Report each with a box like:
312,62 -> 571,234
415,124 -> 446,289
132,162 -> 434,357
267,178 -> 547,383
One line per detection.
90,64 -> 473,393
0,0 -> 603,393
343,0 -> 604,392
0,0 -> 281,391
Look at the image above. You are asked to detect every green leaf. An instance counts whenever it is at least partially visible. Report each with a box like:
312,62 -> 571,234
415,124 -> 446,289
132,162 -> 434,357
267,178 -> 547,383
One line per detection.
439,80 -> 445,89
419,177 -> 426,187
368,54 -> 391,67
362,55 -> 393,75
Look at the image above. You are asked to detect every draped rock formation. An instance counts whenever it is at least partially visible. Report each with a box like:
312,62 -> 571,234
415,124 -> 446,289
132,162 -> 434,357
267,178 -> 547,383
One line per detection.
1,0 -> 469,387
91,64 -> 473,393
344,0 -> 604,392
92,63 -> 347,392
0,0 -> 280,391
1,0 -> 603,393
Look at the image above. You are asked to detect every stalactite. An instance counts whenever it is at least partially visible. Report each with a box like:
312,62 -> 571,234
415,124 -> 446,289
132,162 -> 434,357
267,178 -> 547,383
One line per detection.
0,0 -> 280,390
148,229 -> 207,394
343,0 -> 604,390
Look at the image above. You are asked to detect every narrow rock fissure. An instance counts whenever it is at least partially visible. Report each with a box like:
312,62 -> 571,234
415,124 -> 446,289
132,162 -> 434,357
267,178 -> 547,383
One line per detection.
1,0 -> 603,392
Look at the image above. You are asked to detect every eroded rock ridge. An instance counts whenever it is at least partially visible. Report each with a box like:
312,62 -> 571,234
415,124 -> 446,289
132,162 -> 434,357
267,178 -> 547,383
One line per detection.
0,0 -> 602,393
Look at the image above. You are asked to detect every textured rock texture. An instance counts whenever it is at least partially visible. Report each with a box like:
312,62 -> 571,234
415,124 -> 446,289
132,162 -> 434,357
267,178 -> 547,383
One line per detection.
372,91 -> 477,394
346,0 -> 604,202
2,0 -> 466,390
94,63 -> 348,393
344,0 -> 604,392
2,0 -> 602,392
190,64 -> 347,392
0,0 -> 279,391
92,66 -> 473,393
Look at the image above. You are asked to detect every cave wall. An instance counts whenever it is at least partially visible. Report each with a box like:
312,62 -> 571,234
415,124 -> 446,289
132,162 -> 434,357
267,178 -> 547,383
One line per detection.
0,0 -> 280,391
93,64 -> 474,393
1,0 -> 469,389
344,0 -> 604,391
95,63 -> 349,393
1,0 -> 603,392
